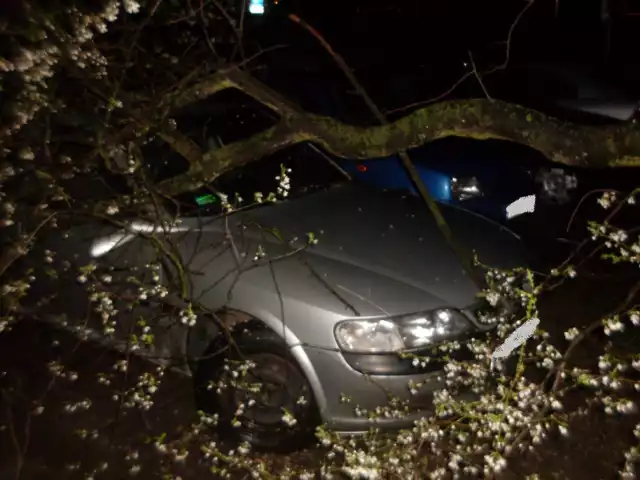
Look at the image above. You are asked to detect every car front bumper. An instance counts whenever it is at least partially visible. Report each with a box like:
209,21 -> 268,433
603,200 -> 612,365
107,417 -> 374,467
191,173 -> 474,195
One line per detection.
298,344 -> 478,433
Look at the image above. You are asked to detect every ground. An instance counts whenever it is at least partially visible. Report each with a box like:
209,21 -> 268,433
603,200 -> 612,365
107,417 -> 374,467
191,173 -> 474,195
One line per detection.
0,276 -> 639,480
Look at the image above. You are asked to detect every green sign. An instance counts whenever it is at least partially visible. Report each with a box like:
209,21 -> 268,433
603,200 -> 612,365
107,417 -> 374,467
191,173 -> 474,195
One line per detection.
195,194 -> 218,206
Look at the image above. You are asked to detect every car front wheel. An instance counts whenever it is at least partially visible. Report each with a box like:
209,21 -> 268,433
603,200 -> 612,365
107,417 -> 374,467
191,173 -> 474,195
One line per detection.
193,324 -> 319,452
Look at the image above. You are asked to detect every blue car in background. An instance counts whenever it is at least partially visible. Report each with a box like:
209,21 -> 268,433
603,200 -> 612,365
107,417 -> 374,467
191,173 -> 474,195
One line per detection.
291,78 -> 578,226
336,137 -> 570,225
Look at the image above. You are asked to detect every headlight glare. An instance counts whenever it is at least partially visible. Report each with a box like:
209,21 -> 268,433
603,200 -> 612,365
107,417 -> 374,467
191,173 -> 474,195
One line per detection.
398,308 -> 472,349
334,308 -> 472,353
451,176 -> 482,201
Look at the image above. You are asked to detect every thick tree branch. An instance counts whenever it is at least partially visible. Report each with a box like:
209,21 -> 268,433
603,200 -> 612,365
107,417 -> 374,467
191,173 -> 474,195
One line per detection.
170,68 -> 302,116
158,122 -> 303,195
155,69 -> 640,196
303,100 -> 640,167
157,128 -> 203,165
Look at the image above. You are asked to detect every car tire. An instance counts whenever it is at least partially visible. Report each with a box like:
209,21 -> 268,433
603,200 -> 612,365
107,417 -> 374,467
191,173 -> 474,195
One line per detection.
192,323 -> 320,452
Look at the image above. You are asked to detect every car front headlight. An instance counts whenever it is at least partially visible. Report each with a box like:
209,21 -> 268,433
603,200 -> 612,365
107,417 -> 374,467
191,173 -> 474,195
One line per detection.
451,176 -> 482,201
334,308 -> 473,353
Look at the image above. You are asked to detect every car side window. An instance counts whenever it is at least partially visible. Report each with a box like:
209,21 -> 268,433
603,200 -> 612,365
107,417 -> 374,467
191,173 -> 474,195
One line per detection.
215,143 -> 346,200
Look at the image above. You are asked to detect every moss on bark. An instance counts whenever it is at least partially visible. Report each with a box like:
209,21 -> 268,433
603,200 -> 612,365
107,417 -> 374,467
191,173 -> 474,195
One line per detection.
153,69 -> 640,196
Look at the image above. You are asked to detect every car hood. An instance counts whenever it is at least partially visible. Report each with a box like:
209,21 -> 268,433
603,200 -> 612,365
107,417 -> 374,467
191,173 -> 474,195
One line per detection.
224,184 -> 528,313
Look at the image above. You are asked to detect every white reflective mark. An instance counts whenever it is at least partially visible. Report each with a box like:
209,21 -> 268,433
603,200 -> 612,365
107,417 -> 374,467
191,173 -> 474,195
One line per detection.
491,317 -> 540,367
505,194 -> 536,219
90,232 -> 135,258
89,221 -> 188,258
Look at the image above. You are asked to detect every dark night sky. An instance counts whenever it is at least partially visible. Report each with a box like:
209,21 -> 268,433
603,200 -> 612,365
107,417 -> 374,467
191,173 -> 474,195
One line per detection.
242,0 -> 640,112
252,0 -> 639,67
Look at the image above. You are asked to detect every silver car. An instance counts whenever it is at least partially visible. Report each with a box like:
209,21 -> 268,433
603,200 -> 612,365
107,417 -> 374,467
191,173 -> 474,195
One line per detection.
31,178 -> 528,451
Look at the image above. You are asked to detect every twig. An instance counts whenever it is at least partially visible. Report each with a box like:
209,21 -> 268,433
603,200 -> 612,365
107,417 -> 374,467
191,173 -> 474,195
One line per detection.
565,188 -> 616,234
468,50 -> 492,100
0,212 -> 57,278
385,0 -> 534,116
508,279 -> 640,454
552,279 -> 640,392
2,390 -> 27,480
200,0 -> 221,62
224,214 -> 243,268
544,186 -> 640,285
306,143 -> 352,180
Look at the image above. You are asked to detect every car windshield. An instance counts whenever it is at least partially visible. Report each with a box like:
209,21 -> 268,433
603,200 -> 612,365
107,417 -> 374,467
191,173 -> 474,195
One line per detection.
174,142 -> 351,217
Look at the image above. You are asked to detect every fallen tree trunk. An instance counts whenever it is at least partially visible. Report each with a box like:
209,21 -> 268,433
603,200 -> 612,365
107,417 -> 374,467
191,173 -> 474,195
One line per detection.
155,68 -> 640,196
